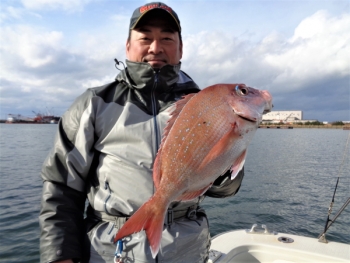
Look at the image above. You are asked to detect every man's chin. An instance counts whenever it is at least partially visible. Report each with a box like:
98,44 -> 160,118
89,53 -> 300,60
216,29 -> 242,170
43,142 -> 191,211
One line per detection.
148,61 -> 166,68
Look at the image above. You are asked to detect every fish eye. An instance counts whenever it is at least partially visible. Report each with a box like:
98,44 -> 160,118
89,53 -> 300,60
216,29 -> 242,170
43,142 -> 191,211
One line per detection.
235,85 -> 249,96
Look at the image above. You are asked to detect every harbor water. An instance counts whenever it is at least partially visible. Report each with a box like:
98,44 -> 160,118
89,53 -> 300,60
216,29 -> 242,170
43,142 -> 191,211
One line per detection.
0,124 -> 349,262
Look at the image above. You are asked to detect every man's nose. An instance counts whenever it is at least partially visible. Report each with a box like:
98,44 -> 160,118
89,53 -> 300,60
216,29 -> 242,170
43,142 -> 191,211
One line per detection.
149,40 -> 163,54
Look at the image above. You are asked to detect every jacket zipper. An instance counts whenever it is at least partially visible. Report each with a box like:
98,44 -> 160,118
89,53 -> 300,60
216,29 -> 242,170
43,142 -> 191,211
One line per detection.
152,71 -> 160,154
151,72 -> 160,199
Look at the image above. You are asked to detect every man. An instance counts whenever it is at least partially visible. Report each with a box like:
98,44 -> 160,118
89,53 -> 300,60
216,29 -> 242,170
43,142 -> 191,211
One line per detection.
39,2 -> 244,263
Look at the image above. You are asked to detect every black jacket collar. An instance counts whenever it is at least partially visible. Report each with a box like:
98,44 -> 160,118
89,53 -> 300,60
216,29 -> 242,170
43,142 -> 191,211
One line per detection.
116,60 -> 181,93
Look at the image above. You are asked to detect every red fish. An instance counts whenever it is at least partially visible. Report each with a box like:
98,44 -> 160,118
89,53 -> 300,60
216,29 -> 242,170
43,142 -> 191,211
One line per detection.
114,84 -> 273,257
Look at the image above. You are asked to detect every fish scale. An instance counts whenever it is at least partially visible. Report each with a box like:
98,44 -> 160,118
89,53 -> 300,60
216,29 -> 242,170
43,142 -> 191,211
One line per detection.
165,103 -> 233,182
114,83 -> 273,258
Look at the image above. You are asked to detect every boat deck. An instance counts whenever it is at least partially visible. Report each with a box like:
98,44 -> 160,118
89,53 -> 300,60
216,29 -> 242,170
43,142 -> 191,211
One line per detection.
209,229 -> 350,263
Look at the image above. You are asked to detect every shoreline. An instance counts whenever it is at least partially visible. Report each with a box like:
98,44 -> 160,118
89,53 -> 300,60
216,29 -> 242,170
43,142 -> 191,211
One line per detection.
259,125 -> 349,130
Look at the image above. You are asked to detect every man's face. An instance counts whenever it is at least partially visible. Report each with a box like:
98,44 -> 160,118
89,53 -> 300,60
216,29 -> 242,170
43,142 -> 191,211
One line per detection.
126,17 -> 183,69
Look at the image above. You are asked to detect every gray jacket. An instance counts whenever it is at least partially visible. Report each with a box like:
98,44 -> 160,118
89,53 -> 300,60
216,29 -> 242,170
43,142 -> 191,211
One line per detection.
39,60 -> 244,263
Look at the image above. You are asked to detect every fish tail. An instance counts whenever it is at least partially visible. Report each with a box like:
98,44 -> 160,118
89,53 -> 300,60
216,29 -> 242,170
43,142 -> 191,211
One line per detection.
114,197 -> 166,258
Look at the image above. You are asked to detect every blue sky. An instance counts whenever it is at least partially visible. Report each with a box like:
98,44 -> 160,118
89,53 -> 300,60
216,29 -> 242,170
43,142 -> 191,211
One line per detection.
0,0 -> 349,122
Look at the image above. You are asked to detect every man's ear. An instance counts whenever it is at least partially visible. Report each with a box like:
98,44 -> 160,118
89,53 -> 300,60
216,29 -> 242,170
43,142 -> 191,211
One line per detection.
126,40 -> 130,58
179,41 -> 183,60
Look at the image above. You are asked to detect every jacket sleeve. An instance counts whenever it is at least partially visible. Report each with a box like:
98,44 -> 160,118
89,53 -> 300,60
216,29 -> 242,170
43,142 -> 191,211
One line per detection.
204,167 -> 245,198
39,90 -> 96,263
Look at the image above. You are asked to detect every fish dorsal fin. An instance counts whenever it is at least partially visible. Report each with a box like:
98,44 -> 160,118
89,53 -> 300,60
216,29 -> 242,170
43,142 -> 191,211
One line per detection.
162,93 -> 197,141
153,93 -> 197,188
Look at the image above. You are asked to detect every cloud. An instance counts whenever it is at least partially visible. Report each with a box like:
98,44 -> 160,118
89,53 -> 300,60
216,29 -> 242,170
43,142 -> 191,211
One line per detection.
183,10 -> 349,85
265,10 -> 349,90
181,10 -> 350,120
0,8 -> 349,121
0,5 -> 41,23
21,0 -> 94,12
4,6 -> 24,19
1,25 -> 65,68
0,23 -> 125,116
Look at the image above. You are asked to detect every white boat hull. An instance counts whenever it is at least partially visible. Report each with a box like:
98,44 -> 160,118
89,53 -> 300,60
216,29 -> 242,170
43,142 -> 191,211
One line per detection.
209,229 -> 350,263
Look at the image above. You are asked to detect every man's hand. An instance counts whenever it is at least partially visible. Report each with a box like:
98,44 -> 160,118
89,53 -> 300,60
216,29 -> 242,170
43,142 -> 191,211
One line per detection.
54,260 -> 73,263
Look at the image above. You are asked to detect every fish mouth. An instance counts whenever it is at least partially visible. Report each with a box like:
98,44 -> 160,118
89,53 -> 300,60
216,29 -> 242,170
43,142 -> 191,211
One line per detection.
239,115 -> 257,123
234,110 -> 258,123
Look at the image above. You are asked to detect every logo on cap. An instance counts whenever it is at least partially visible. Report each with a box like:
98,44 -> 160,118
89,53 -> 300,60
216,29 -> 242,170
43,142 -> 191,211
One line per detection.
140,3 -> 173,14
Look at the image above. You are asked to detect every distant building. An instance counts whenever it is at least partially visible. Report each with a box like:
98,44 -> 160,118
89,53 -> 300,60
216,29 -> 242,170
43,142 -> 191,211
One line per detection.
262,111 -> 303,123
262,111 -> 319,123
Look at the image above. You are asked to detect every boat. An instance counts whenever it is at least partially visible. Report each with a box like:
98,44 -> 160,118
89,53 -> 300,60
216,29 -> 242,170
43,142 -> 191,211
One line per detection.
208,224 -> 350,263
5,114 -> 34,123
5,113 -> 60,124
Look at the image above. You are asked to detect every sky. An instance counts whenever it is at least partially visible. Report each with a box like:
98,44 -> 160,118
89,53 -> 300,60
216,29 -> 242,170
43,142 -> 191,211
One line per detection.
0,0 -> 349,122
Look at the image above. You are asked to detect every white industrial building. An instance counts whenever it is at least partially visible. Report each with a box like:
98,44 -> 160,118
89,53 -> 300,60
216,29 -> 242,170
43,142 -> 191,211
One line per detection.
262,111 -> 303,123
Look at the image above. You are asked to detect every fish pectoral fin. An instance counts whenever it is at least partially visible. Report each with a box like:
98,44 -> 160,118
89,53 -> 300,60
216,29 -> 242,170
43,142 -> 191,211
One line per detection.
198,122 -> 240,170
230,150 -> 246,180
161,93 -> 197,145
177,184 -> 213,201
154,94 -> 197,182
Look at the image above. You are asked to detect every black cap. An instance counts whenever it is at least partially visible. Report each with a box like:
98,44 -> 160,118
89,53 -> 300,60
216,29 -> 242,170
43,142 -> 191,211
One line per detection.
129,2 -> 181,32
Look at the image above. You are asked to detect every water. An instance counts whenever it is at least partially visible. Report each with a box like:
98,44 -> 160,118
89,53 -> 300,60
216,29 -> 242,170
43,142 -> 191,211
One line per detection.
202,129 -> 350,242
0,125 -> 349,262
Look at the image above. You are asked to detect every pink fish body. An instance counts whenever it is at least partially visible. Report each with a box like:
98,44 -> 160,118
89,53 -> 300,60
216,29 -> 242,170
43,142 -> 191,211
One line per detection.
114,84 -> 273,257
